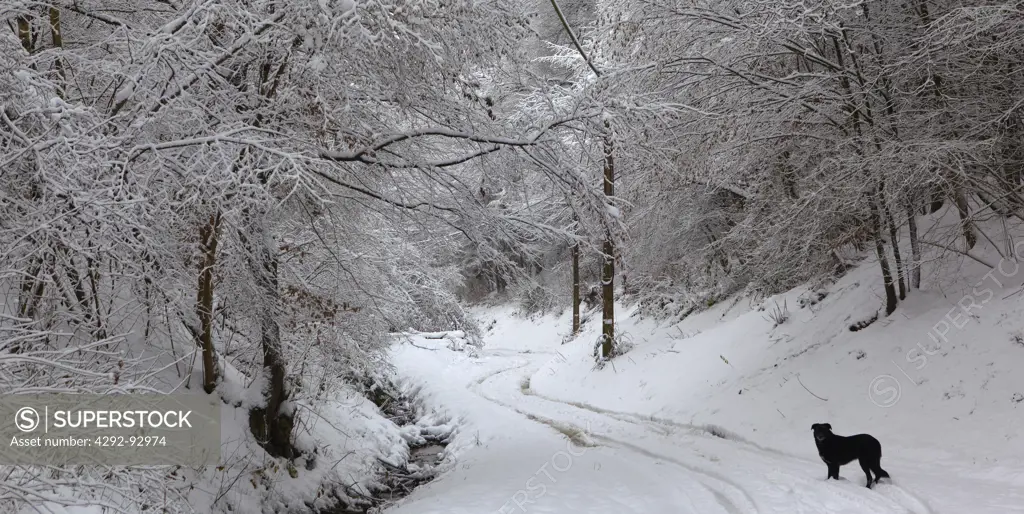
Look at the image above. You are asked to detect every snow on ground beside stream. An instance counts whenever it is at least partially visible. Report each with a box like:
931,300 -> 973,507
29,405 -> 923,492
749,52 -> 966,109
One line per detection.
386,239 -> 1024,512
388,337 -> 750,514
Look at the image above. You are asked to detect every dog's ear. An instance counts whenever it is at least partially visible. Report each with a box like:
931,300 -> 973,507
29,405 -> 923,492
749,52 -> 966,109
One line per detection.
811,423 -> 820,430
824,423 -> 832,431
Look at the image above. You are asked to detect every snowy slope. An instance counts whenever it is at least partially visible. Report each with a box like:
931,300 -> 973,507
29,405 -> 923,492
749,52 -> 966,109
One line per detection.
528,254 -> 1024,469
385,224 -> 1024,512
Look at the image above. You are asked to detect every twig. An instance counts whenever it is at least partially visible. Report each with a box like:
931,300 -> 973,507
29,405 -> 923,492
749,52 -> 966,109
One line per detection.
330,451 -> 356,472
1002,284 -> 1024,301
796,374 -> 828,401
917,239 -> 996,269
408,342 -> 438,351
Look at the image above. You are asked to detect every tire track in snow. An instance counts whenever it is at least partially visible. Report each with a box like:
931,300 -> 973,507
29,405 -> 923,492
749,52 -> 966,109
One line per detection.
522,381 -> 935,514
587,433 -> 753,514
469,359 -> 755,514
471,350 -> 933,514
872,484 -> 934,514
522,385 -> 795,460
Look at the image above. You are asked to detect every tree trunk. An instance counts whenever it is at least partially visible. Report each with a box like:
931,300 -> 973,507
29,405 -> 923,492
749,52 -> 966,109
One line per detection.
881,192 -> 906,299
1003,145 -> 1023,214
906,199 -> 922,290
16,15 -> 34,53
240,56 -> 297,456
48,6 -> 65,96
619,253 -> 628,295
14,255 -> 48,353
196,212 -> 222,394
928,183 -> 944,213
999,117 -> 1023,214
952,185 -> 978,250
600,125 -> 615,358
245,226 -> 296,459
58,253 -> 104,338
601,236 -> 615,356
571,241 -> 580,335
18,257 -> 46,320
869,195 -> 898,316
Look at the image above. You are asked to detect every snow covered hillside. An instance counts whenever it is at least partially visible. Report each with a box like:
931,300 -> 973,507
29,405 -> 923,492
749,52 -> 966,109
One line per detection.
384,250 -> 1024,513
8,0 -> 1024,512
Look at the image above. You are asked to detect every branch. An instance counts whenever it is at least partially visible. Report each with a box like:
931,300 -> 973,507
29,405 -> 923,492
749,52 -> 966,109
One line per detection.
917,239 -> 996,269
796,374 -> 828,401
310,169 -> 459,213
59,2 -> 134,28
125,128 -> 266,160
319,129 -> 536,163
549,0 -> 601,77
141,11 -> 287,116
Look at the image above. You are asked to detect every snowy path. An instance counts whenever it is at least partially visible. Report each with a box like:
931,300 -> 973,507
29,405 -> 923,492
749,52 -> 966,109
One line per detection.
387,344 -> 1024,514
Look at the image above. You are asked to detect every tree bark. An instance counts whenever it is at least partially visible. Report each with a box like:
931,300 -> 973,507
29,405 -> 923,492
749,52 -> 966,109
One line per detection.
619,253 -> 628,295
571,241 -> 580,335
601,125 -> 615,358
906,199 -> 922,290
952,185 -> 978,250
928,183 -> 944,214
18,257 -> 46,320
869,194 -> 898,316
59,254 -> 99,336
196,212 -> 222,394
14,255 -> 48,353
1002,145 -> 1023,213
245,226 -> 296,459
881,191 -> 906,299
16,15 -> 34,53
601,236 -> 614,356
48,6 -> 65,96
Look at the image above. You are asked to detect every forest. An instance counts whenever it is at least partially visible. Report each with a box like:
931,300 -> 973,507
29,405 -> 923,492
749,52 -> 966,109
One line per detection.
2,0 -> 1022,511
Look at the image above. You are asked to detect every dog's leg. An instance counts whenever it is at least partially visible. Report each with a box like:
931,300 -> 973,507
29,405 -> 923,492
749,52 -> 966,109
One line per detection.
859,460 -> 874,488
871,462 -> 890,484
827,464 -> 840,480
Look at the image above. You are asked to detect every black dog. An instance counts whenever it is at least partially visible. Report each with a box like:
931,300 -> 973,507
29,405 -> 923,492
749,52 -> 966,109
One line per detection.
811,423 -> 890,488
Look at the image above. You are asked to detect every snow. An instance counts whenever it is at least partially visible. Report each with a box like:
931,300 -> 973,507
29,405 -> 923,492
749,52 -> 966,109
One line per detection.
384,242 -> 1024,512
5,322 -> 407,513
217,360 -> 267,409
309,55 -> 329,72
388,338 -> 702,514
113,83 -> 134,105
180,378 -> 407,514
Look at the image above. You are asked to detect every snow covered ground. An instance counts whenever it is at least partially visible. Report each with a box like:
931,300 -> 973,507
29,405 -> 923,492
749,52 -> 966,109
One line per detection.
30,213 -> 1023,514
385,252 -> 1024,512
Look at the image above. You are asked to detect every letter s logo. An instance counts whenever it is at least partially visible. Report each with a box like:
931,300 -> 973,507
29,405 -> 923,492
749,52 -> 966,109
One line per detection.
15,407 -> 40,432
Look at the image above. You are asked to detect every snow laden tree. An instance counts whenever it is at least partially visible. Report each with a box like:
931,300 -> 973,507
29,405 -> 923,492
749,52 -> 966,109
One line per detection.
562,0 -> 1024,321
497,0 -> 698,357
0,7 -> 196,508
0,0 -> 556,510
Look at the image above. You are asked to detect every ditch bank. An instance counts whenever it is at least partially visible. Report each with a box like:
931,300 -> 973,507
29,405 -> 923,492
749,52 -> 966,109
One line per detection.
320,381 -> 455,514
